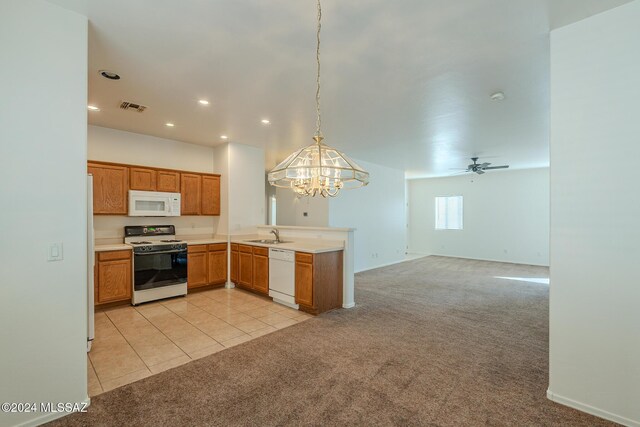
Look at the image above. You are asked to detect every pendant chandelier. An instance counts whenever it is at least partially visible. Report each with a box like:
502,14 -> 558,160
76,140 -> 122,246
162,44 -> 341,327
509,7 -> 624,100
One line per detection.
267,0 -> 369,198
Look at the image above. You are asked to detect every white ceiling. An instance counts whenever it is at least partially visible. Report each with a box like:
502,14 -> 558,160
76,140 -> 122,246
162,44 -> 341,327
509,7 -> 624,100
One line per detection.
51,0 -> 631,178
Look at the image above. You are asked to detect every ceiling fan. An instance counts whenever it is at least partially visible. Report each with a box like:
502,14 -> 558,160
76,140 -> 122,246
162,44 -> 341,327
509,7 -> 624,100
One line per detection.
452,157 -> 510,175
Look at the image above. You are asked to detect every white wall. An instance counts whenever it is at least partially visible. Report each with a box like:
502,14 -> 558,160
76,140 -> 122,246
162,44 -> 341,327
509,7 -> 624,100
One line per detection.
89,125 -> 215,173
0,1 -> 88,426
549,2 -> 640,425
88,125 -> 220,239
408,168 -> 550,266
275,187 -> 329,227
228,143 -> 266,234
272,159 -> 407,273
328,160 -> 406,273
213,144 -> 230,235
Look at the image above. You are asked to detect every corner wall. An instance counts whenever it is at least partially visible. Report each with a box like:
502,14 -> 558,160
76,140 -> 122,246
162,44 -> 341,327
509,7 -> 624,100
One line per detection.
408,168 -> 550,266
227,143 -> 266,234
328,160 -> 407,273
549,2 -> 640,425
0,1 -> 89,425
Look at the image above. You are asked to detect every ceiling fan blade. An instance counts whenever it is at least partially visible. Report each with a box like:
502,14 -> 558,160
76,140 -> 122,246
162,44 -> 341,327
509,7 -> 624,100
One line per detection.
480,162 -> 491,167
476,169 -> 485,175
483,165 -> 509,170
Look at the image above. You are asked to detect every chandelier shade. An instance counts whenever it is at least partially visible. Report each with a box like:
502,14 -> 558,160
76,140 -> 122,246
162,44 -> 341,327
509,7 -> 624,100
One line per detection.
268,136 -> 369,197
267,0 -> 370,198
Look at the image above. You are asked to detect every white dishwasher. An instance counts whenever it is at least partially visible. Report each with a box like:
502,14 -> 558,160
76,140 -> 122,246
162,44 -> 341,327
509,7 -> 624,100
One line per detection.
269,248 -> 298,309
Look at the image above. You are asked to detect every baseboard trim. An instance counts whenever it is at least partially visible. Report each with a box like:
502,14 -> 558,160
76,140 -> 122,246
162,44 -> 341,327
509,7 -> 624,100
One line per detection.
547,389 -> 639,427
342,302 -> 355,309
355,257 -> 426,274
13,397 -> 91,427
427,252 -> 549,267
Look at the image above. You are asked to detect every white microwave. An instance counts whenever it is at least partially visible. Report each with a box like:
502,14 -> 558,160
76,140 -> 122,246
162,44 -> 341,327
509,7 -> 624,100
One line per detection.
128,190 -> 181,217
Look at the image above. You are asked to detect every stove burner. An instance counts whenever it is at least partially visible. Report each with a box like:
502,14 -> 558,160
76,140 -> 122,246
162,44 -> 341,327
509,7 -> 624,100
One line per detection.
130,241 -> 152,245
160,239 -> 182,243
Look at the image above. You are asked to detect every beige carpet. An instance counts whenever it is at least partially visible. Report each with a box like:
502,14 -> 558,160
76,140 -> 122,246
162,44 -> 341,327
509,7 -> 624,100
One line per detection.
50,256 -> 614,426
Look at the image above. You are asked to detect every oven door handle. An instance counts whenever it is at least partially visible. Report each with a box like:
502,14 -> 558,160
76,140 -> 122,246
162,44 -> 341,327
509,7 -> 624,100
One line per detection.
134,250 -> 187,255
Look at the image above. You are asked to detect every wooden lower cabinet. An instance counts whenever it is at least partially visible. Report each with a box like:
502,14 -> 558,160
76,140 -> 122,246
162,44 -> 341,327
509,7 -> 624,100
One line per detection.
208,244 -> 227,285
187,246 -> 209,289
232,244 -> 269,296
238,245 -> 253,290
188,244 -> 227,289
252,247 -> 269,295
295,251 -> 343,315
230,244 -> 239,283
95,250 -> 132,306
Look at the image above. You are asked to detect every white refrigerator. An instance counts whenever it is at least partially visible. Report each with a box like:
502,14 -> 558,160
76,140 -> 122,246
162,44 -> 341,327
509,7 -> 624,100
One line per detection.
87,174 -> 95,352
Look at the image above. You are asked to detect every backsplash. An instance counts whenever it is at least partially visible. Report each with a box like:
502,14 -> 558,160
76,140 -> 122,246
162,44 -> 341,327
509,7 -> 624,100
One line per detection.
94,215 -> 220,240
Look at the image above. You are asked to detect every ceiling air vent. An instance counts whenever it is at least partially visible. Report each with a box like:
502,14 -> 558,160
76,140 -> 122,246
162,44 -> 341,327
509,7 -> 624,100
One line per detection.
119,101 -> 147,113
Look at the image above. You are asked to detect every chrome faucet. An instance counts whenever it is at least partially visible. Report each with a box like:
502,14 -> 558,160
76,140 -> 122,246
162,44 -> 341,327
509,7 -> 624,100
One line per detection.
271,228 -> 280,243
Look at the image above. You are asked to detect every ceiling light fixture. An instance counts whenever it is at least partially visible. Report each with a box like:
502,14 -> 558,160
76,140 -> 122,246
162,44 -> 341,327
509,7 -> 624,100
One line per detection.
261,119 -> 271,125
99,70 -> 120,80
199,100 -> 210,105
267,0 -> 369,198
87,105 -> 100,111
220,135 -> 228,140
165,123 -> 175,127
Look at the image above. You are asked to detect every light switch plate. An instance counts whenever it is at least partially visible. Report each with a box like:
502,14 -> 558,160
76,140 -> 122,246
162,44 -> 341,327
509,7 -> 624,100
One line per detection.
48,242 -> 63,262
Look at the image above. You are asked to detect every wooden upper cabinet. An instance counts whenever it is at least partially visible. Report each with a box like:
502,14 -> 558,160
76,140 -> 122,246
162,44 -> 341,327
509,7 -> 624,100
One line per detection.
181,173 -> 202,215
157,170 -> 181,193
130,167 -> 157,191
88,161 -> 219,216
88,163 -> 128,215
201,175 -> 220,216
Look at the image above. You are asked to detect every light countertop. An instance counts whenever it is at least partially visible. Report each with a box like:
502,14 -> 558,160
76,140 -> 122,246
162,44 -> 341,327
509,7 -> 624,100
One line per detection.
94,236 -> 342,254
95,244 -> 132,252
181,238 -> 227,245
230,235 -> 344,254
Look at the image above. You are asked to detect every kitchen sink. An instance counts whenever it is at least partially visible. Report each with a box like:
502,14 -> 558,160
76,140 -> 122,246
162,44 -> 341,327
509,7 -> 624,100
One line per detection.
244,239 -> 291,244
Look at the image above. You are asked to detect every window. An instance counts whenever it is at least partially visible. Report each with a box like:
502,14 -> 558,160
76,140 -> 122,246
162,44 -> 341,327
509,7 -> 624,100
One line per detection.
435,196 -> 463,230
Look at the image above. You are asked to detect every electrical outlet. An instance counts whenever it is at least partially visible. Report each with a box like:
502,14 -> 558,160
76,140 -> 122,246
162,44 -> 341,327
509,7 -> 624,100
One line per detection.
303,212 -> 308,217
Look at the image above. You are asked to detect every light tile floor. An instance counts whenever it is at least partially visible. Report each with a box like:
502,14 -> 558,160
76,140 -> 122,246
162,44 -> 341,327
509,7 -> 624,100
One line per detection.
88,287 -> 312,396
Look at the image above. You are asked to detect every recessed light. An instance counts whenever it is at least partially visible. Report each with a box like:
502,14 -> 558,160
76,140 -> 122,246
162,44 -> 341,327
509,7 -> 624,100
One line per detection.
490,91 -> 505,101
220,135 -> 228,140
165,123 -> 175,127
198,100 -> 210,105
261,119 -> 270,125
99,70 -> 120,80
87,105 -> 100,111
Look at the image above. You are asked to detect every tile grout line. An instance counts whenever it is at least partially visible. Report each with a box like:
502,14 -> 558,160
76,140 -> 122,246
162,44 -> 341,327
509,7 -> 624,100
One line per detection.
87,352 -> 103,395
104,308 -> 173,375
129,304 -> 195,366
162,301 -> 246,345
91,313 -> 151,388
